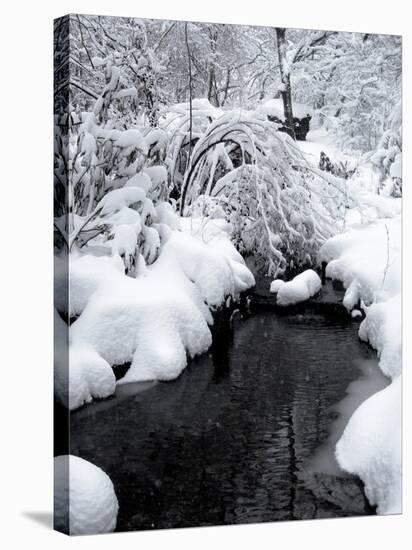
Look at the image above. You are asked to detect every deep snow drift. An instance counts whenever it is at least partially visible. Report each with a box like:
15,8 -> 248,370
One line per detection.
320,214 -> 401,514
59,219 -> 254,410
54,455 -> 118,535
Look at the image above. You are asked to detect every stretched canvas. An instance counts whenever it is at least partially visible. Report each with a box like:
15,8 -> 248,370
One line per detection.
54,14 -> 402,535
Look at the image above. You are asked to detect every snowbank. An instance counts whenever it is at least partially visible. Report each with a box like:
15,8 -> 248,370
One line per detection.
67,222 -> 254,408
336,378 -> 401,515
271,269 -> 321,306
319,215 -> 401,514
54,455 -> 118,535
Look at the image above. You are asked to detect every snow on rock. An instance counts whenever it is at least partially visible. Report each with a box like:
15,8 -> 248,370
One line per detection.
390,153 -> 402,179
54,455 -> 118,535
68,224 -> 254,404
155,202 -> 180,230
275,269 -> 321,306
319,215 -> 401,515
144,166 -> 168,189
124,172 -> 152,193
336,377 -> 401,515
270,279 -> 285,293
258,97 -> 312,120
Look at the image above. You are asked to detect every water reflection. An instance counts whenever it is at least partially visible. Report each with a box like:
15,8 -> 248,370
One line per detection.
70,312 -> 381,531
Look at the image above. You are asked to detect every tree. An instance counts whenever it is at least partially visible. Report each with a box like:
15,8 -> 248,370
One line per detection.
275,28 -> 295,139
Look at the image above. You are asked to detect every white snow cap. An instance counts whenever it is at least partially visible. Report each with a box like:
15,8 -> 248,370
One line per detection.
54,455 -> 119,535
269,279 -> 285,293
274,269 -> 321,306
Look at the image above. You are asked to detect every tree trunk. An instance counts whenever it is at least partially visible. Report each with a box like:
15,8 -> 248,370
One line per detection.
275,28 -> 295,140
207,28 -> 219,106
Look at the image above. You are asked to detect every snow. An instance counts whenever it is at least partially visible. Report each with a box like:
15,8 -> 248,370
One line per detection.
319,214 -> 401,514
114,128 -> 147,153
259,97 -> 312,120
68,254 -> 124,317
155,202 -> 181,230
269,279 -> 285,293
336,377 -> 401,515
390,153 -> 402,179
273,269 -> 321,306
97,186 -> 146,215
144,165 -> 168,188
69,343 -> 116,410
54,455 -> 119,535
67,222 -> 254,407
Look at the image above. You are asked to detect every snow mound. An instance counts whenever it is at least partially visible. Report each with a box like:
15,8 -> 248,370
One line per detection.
320,215 -> 401,515
336,377 -> 401,515
274,269 -> 321,306
54,455 -> 119,535
68,226 -> 254,405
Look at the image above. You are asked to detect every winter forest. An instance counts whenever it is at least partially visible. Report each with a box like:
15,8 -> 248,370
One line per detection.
53,14 -> 402,535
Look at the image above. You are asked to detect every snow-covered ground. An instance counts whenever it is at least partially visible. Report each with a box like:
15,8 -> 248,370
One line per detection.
57,219 -> 255,410
320,213 -> 401,515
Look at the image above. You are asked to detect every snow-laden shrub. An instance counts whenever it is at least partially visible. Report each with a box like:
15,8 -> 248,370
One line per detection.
168,106 -> 349,276
54,59 -> 177,276
161,98 -> 224,193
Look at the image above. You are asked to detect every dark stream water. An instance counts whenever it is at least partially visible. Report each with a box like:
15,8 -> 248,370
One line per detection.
70,309 -> 387,531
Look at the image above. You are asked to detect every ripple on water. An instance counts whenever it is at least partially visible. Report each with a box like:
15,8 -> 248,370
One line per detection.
70,311 -> 384,530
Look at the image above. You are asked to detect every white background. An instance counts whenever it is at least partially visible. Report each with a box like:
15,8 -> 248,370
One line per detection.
0,0 -> 410,547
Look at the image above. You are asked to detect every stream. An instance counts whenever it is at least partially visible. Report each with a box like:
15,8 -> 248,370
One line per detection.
69,303 -> 388,531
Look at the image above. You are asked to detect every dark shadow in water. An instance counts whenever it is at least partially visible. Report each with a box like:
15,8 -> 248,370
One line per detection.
69,310 -> 383,532
22,511 -> 53,530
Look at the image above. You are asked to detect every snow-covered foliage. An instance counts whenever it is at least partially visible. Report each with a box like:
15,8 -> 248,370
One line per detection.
270,269 -> 321,306
320,215 -> 401,514
370,101 -> 402,197
168,105 -> 349,276
54,455 -> 119,535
